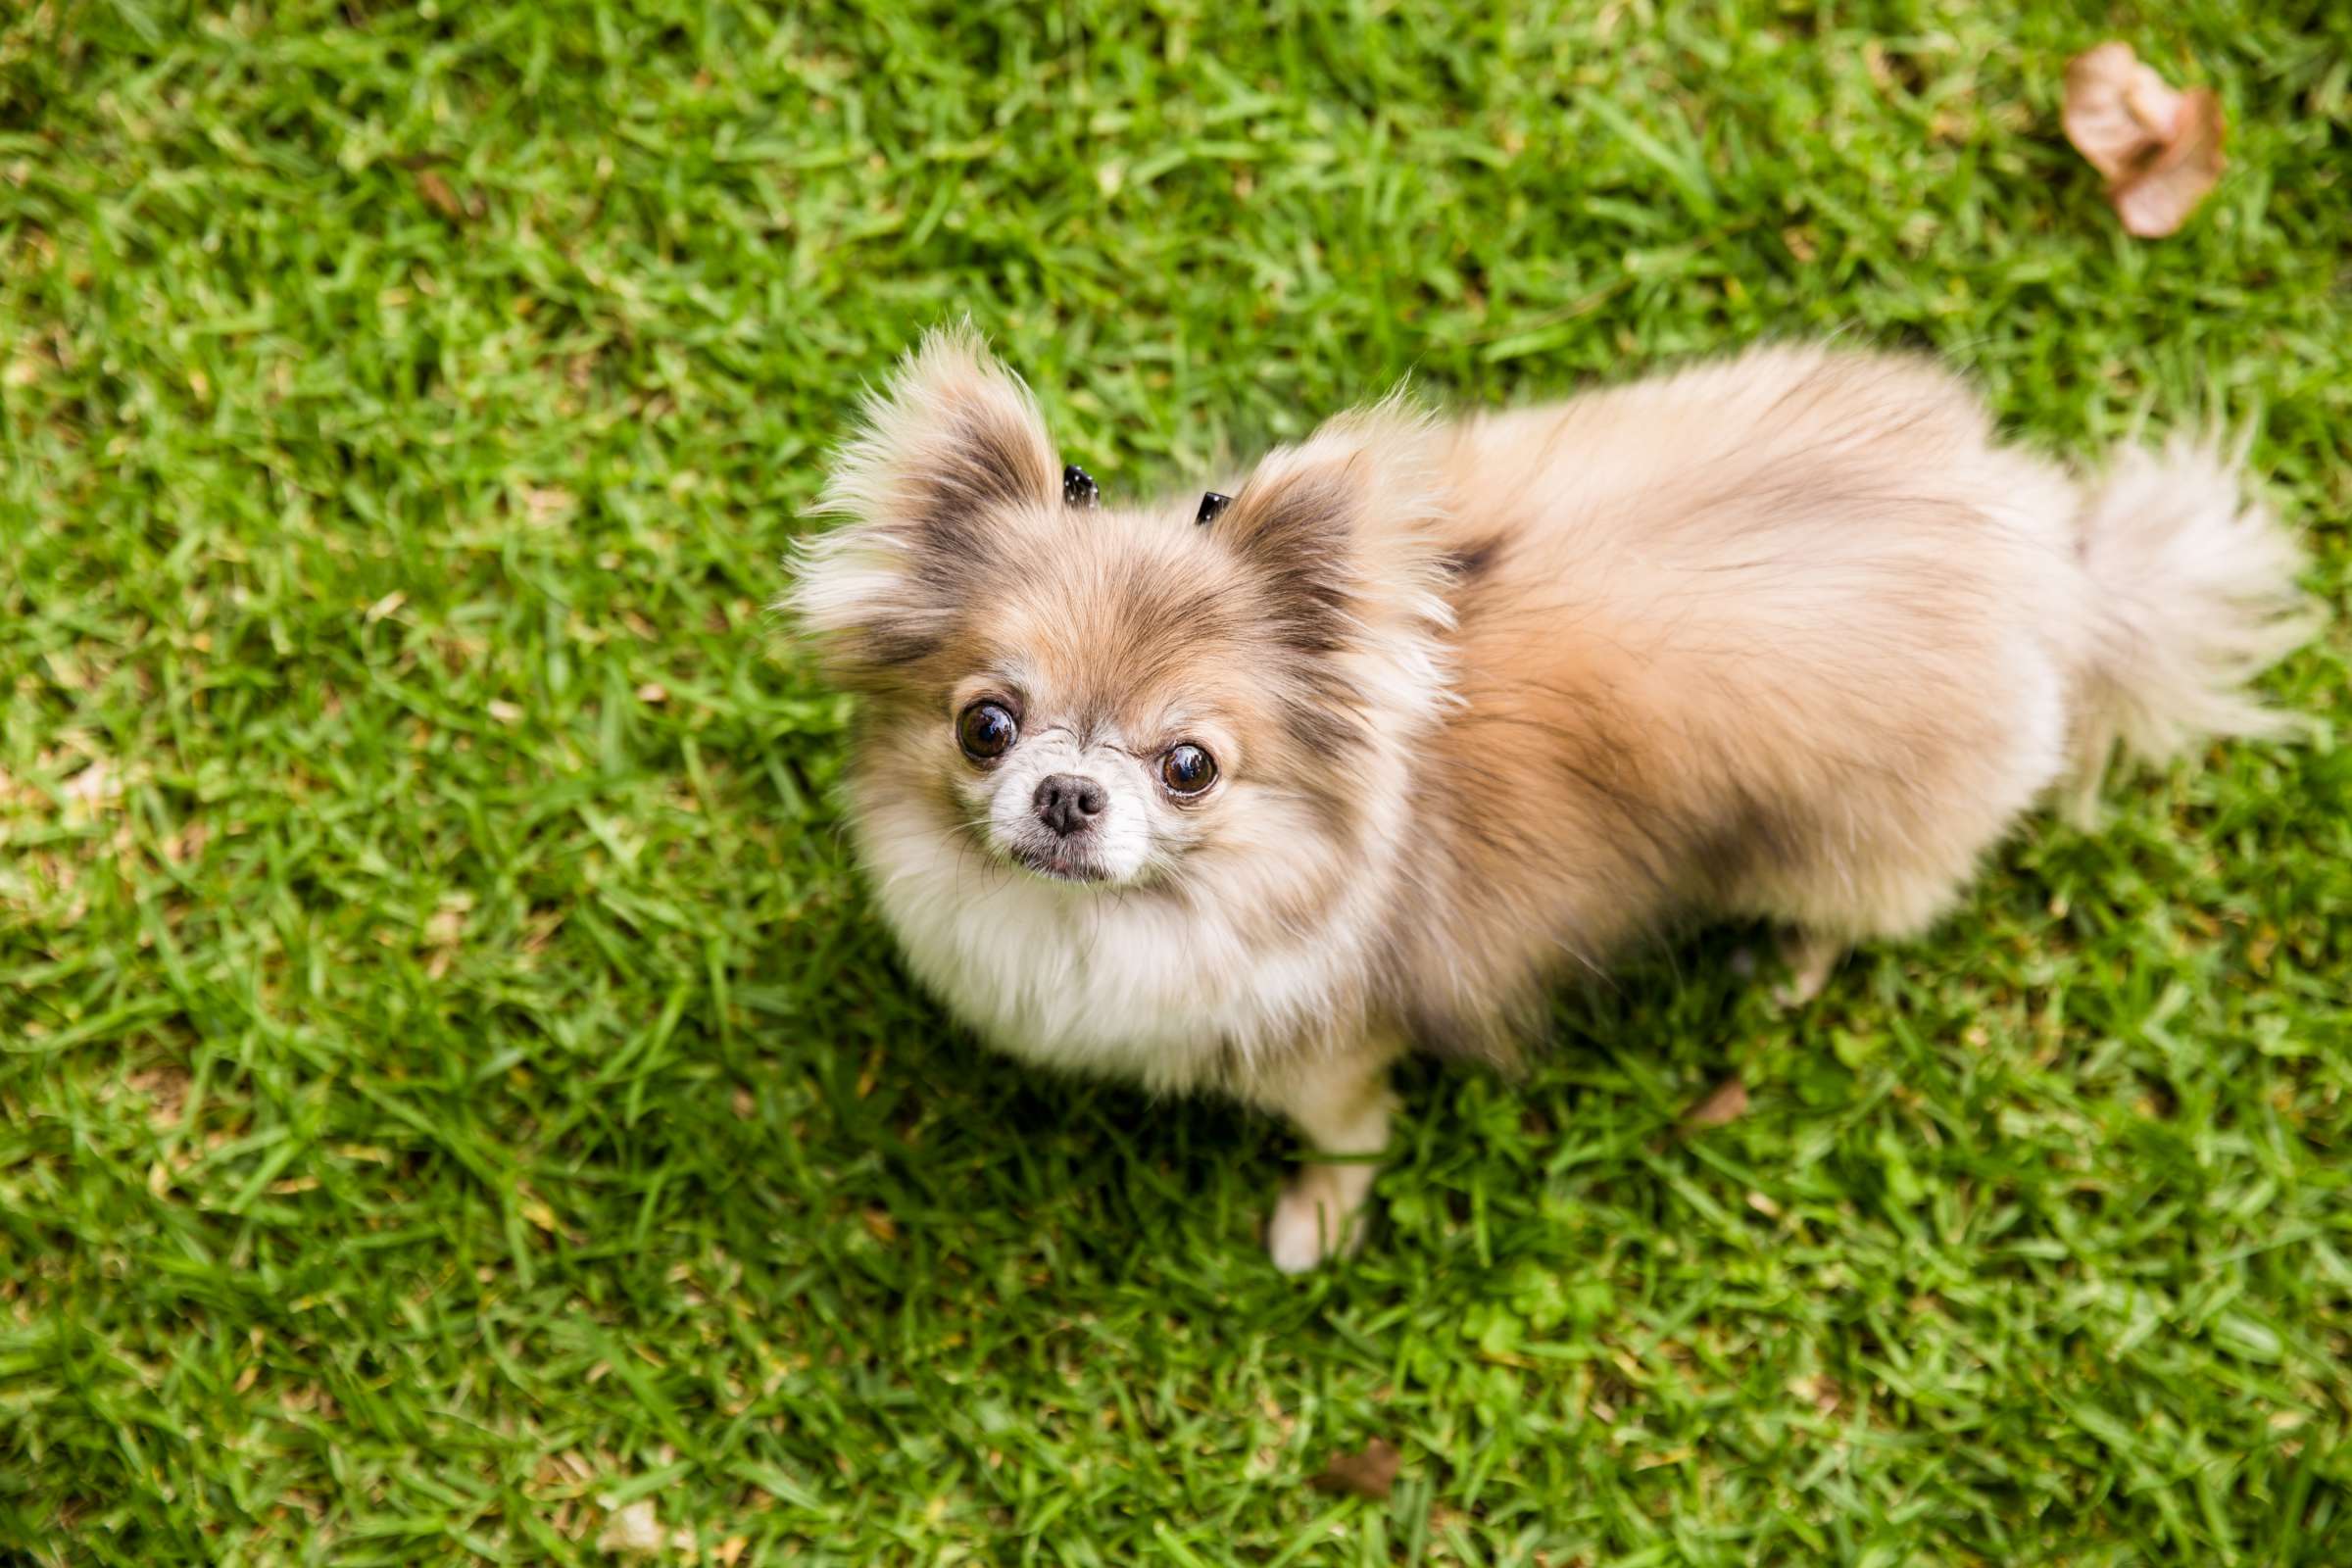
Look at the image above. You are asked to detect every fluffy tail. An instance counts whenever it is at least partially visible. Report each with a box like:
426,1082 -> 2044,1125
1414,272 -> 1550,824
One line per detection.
2062,437 -> 2312,818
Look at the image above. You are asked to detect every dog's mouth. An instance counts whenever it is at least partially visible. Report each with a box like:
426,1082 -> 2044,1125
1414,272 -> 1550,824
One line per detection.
1009,842 -> 1111,885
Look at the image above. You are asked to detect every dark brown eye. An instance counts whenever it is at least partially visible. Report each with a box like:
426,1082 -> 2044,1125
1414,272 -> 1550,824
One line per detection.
1160,744 -> 1216,795
958,701 -> 1018,761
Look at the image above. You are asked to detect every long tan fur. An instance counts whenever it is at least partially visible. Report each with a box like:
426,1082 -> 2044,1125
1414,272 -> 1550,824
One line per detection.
786,327 -> 2309,1271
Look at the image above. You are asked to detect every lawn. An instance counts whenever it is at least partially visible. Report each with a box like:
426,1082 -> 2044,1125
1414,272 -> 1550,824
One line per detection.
3,1 -> 2349,1562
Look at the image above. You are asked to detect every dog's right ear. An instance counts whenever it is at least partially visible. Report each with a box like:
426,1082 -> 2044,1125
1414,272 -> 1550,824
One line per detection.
785,323 -> 1057,680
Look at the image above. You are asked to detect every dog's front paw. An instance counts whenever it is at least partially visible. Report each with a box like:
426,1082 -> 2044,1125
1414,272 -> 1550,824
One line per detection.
1771,926 -> 1842,1007
1266,1167 -> 1370,1273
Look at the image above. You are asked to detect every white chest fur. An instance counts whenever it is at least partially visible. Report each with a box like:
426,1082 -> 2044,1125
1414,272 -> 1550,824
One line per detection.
852,794 -> 1372,1094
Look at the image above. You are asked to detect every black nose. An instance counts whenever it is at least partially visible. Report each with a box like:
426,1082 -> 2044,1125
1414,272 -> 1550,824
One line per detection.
1033,774 -> 1107,837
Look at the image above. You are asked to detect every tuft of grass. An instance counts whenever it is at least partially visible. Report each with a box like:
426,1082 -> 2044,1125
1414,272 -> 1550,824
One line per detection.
2,1 -> 2347,1562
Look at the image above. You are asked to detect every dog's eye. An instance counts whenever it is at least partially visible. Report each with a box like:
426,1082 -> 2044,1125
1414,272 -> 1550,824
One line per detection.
958,701 -> 1018,761
1160,744 -> 1216,795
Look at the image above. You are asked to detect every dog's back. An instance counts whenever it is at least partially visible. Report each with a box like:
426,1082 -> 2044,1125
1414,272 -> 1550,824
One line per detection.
1386,346 -> 2302,1045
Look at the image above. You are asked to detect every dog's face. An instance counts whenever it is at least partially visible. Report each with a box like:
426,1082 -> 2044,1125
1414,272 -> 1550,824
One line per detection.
788,326 -> 1455,904
936,609 -> 1244,888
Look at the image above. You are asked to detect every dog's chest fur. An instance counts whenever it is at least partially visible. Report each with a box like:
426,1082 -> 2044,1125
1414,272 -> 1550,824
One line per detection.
853,790 -> 1381,1094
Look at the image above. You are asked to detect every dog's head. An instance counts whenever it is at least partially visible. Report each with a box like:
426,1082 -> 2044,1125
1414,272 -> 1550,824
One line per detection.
786,325 -> 1454,899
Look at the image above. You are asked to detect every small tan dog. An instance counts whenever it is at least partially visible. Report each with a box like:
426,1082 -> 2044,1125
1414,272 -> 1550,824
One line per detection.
787,326 -> 2307,1271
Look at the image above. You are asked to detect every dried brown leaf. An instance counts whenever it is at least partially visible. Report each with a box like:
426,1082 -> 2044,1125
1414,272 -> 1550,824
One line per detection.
2062,42 -> 2225,237
1679,1075 -> 1748,1132
2112,89 -> 2226,238
1310,1439 -> 1400,1500
2063,42 -> 2173,179
416,169 -> 467,221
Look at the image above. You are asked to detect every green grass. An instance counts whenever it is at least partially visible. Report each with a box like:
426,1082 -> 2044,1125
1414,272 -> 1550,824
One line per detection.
3,0 -> 2348,1562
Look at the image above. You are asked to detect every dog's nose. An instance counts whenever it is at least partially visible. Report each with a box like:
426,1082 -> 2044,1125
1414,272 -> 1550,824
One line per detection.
1033,774 -> 1107,838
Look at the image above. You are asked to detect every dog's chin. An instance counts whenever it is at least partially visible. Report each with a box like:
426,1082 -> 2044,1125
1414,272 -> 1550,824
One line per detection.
1007,843 -> 1115,886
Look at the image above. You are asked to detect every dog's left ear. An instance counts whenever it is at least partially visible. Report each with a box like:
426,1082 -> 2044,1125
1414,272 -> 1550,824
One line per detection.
786,323 -> 1057,680
1214,395 -> 1453,655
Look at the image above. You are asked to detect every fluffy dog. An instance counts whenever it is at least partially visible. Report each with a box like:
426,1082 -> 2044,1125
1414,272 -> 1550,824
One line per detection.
786,326 -> 2307,1270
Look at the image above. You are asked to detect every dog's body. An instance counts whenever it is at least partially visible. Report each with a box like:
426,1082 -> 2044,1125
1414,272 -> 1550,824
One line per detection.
790,329 -> 2306,1270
